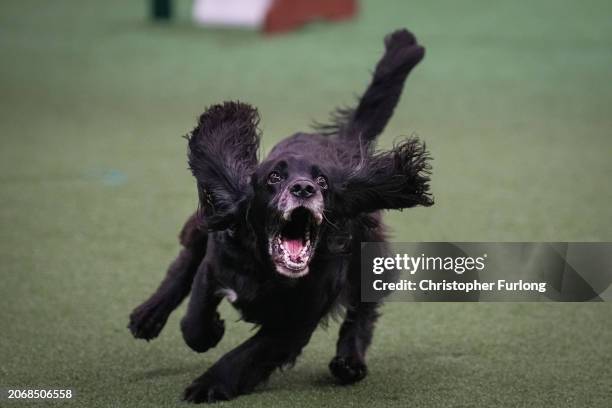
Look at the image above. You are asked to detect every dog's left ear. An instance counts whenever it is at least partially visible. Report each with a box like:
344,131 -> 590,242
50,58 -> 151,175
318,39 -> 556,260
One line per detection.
187,101 -> 260,230
333,138 -> 433,216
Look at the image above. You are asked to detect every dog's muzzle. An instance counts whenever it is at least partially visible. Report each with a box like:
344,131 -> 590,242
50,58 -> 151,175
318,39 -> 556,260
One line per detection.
268,188 -> 323,278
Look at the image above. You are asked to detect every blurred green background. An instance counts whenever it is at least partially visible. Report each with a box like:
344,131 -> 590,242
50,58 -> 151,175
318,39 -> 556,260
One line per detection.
1,0 -> 611,406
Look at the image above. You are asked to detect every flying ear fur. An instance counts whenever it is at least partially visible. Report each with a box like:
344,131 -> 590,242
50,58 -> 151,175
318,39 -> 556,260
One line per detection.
187,101 -> 260,230
336,137 -> 433,216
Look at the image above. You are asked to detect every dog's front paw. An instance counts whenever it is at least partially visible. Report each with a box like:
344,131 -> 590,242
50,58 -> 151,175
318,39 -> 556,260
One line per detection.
128,298 -> 171,340
181,313 -> 225,353
329,355 -> 368,385
183,372 -> 234,404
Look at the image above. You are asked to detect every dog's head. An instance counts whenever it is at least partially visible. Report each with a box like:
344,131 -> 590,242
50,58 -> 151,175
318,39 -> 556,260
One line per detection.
187,102 -> 433,278
250,153 -> 329,277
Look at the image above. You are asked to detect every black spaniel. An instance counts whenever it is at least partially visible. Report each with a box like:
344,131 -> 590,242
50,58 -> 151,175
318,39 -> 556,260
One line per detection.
129,28 -> 432,403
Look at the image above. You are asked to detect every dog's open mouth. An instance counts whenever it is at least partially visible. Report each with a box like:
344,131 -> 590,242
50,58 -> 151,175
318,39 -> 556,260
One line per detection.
269,207 -> 320,278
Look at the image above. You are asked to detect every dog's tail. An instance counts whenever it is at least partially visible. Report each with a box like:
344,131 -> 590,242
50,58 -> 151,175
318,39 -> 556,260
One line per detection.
314,29 -> 425,146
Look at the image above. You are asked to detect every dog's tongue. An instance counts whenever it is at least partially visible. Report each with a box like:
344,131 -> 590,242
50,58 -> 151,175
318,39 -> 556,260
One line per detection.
285,238 -> 303,255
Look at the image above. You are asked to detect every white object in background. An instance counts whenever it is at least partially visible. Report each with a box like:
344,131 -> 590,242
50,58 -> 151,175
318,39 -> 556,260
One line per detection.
193,0 -> 274,28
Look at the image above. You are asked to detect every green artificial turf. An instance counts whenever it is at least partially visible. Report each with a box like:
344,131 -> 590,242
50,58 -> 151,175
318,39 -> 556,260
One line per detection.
1,0 -> 611,406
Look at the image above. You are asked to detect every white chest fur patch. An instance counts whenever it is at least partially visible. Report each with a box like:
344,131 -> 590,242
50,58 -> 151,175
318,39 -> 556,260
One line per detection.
217,288 -> 238,303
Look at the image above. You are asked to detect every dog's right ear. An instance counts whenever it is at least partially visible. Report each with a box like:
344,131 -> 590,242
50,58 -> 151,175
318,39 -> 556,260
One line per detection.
187,101 -> 260,230
333,138 -> 433,217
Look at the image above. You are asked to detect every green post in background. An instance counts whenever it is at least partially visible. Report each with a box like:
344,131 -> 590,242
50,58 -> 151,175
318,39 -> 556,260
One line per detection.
152,0 -> 172,20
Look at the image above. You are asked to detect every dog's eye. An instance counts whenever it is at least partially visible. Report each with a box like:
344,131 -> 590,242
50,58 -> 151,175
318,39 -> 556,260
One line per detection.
268,171 -> 282,184
315,176 -> 328,190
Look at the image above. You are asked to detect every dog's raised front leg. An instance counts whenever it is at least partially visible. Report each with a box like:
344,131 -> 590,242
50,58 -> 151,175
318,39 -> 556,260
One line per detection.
183,324 -> 317,403
129,213 -> 207,340
180,258 -> 225,353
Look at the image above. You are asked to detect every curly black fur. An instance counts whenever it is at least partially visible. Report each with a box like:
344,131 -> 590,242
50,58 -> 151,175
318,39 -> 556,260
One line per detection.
129,28 -> 432,404
187,102 -> 261,230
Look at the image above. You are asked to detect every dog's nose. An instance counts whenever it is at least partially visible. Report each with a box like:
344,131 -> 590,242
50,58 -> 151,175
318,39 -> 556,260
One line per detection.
290,180 -> 316,198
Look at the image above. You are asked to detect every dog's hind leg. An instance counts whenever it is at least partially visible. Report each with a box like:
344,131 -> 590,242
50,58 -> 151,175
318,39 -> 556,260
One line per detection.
317,29 -> 425,146
129,213 -> 207,340
183,323 -> 318,403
